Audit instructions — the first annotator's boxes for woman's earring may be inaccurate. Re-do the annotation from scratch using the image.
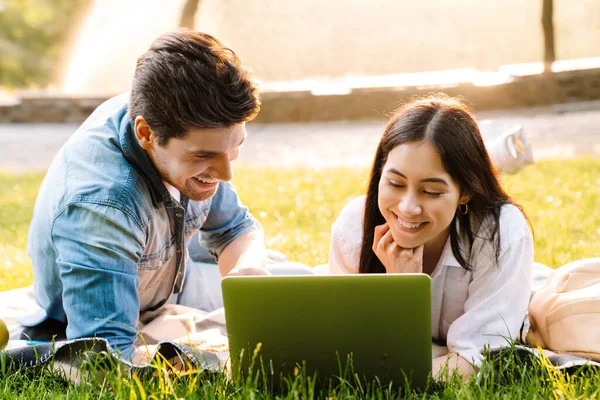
[459,203,469,215]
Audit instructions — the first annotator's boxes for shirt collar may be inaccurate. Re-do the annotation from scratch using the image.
[119,113,173,208]
[431,236,462,278]
[164,181,181,203]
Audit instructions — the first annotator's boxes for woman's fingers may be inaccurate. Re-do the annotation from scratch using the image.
[372,225,423,274]
[397,246,413,256]
[380,227,395,249]
[413,244,424,260]
[372,223,389,251]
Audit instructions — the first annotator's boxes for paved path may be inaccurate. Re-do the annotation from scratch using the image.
[1,101,599,172]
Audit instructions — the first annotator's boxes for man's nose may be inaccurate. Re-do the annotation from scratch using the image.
[210,153,233,182]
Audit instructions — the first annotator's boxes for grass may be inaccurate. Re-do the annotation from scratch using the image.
[1,157,600,398]
[0,172,45,292]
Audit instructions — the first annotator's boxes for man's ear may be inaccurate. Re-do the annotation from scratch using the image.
[134,116,153,151]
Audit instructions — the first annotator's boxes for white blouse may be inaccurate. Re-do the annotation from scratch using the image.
[328,195,533,367]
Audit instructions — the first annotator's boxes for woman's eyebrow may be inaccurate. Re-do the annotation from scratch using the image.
[386,168,449,186]
[421,177,448,185]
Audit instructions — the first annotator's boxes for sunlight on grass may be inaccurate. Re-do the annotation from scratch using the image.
[0,172,44,291]
[502,157,600,268]
[232,166,369,267]
[1,158,600,292]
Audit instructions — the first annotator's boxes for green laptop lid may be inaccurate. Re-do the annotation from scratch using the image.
[222,274,432,389]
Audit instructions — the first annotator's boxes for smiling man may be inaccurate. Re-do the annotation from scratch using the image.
[24,30,266,359]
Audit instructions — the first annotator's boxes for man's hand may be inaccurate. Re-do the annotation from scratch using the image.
[218,230,268,277]
[227,266,271,277]
[372,223,424,274]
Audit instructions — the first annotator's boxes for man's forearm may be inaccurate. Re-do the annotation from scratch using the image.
[218,229,267,276]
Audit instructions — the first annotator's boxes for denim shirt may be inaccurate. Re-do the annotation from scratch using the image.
[25,94,260,358]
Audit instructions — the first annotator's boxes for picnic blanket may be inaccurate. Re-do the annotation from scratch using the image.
[0,287,231,382]
[1,265,599,384]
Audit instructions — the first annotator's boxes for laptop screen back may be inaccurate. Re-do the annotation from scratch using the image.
[222,274,432,389]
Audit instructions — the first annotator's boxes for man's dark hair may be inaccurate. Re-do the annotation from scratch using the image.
[129,29,261,146]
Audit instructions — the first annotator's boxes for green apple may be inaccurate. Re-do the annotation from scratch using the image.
[0,318,8,350]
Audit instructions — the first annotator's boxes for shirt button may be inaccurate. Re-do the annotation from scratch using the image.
[175,213,182,218]
[176,249,182,254]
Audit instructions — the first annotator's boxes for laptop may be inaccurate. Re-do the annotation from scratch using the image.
[222,274,432,389]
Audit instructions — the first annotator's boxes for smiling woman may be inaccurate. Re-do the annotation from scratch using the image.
[376,141,470,276]
[327,94,534,380]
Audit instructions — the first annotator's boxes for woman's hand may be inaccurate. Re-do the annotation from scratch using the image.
[372,223,424,274]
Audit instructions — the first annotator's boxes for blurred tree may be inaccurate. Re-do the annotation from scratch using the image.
[542,0,555,73]
[179,0,202,29]
[0,0,91,89]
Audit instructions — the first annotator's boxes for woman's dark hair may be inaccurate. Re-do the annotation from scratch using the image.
[129,29,260,146]
[359,94,528,273]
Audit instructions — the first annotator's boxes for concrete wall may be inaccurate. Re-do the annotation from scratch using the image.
[2,68,600,124]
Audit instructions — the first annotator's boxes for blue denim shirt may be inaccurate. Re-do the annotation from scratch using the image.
[25,94,259,358]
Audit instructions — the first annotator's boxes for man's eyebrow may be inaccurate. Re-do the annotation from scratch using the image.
[187,133,247,157]
[187,149,220,157]
[385,168,449,185]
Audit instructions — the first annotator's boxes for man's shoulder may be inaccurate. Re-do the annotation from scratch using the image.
[41,95,153,221]
[41,157,151,224]
[204,181,242,208]
[77,93,130,132]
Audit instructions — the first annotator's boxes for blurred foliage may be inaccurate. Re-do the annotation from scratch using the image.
[0,0,91,89]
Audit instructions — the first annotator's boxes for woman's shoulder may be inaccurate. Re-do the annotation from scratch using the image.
[468,203,534,278]
[472,203,532,250]
[336,195,366,220]
[498,203,531,239]
[331,195,365,249]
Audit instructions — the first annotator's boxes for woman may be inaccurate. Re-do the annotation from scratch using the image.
[328,94,533,379]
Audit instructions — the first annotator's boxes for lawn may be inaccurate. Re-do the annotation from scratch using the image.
[1,157,599,398]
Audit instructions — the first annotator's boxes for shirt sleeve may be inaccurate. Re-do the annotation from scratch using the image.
[446,233,534,367]
[50,202,145,360]
[327,196,365,274]
[328,225,357,274]
[199,181,261,259]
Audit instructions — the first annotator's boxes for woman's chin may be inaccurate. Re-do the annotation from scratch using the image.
[390,230,425,250]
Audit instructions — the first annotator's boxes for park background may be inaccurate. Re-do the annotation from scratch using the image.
[1,1,600,398]
[2,0,600,92]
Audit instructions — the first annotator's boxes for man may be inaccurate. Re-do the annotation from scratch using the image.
[23,29,267,359]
